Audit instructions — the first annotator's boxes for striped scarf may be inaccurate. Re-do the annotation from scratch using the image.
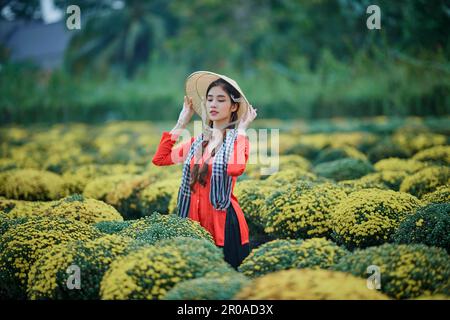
[177,128,238,218]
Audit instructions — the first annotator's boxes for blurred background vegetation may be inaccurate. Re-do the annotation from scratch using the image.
[0,0,449,124]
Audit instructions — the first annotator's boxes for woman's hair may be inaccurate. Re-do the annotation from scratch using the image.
[190,78,241,191]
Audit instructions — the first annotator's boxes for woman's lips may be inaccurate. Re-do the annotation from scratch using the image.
[210,111,218,115]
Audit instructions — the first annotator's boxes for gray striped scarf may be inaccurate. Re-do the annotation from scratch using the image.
[177,128,238,218]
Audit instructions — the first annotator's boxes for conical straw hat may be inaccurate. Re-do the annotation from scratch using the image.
[185,70,250,125]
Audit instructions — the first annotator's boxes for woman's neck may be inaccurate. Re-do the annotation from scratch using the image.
[212,118,229,131]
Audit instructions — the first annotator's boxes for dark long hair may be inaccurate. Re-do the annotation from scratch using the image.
[189,78,241,192]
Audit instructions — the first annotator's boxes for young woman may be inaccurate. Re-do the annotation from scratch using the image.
[152,71,257,269]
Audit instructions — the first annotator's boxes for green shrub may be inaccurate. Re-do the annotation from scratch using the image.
[118,213,214,245]
[94,220,134,234]
[163,274,249,300]
[330,188,423,249]
[313,158,375,181]
[393,203,450,253]
[332,243,450,299]
[367,138,411,163]
[238,238,348,278]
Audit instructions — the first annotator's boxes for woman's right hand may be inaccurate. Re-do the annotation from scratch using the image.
[177,95,195,126]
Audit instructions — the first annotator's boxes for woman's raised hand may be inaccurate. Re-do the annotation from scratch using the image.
[177,95,195,127]
[238,105,257,130]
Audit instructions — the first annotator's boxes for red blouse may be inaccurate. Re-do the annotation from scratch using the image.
[151,130,250,246]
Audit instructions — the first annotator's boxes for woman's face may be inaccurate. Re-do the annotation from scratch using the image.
[206,85,237,122]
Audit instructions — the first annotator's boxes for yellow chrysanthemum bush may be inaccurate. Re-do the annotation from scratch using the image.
[263,181,347,239]
[421,185,450,204]
[234,269,389,300]
[0,216,102,299]
[0,199,52,220]
[1,168,68,200]
[118,213,214,245]
[0,215,27,236]
[313,145,368,165]
[355,171,408,191]
[100,237,232,300]
[0,158,18,172]
[337,178,389,195]
[163,274,250,300]
[0,195,123,224]
[413,294,450,300]
[104,174,154,219]
[234,179,278,229]
[138,179,180,216]
[27,234,147,299]
[412,145,450,166]
[238,238,349,278]
[62,164,144,194]
[393,203,450,253]
[367,138,411,163]
[82,174,139,202]
[392,130,447,155]
[244,154,311,180]
[330,188,423,250]
[313,158,375,181]
[399,166,450,199]
[332,243,450,299]
[265,168,328,186]
[44,194,123,224]
[373,157,429,174]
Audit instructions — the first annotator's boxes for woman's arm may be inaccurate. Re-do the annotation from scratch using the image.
[152,96,196,166]
[227,132,250,176]
[152,124,196,166]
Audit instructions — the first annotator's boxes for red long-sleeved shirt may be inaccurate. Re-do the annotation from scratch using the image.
[151,130,250,246]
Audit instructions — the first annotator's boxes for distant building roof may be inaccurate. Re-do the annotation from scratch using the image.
[0,19,74,69]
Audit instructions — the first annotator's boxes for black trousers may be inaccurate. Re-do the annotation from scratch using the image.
[218,204,250,270]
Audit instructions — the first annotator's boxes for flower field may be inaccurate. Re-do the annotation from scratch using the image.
[1,117,449,300]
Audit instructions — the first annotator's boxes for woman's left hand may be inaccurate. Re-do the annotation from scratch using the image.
[238,105,257,130]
